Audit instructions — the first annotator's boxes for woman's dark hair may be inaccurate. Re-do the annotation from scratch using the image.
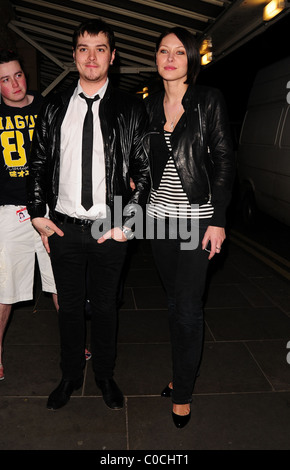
[155,27,200,85]
[0,49,21,65]
[72,19,115,52]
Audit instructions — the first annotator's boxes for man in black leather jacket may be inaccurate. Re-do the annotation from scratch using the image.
[27,19,150,411]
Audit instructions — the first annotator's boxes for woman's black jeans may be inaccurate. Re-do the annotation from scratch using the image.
[150,218,210,404]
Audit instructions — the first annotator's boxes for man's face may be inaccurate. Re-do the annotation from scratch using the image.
[73,31,115,88]
[0,60,27,106]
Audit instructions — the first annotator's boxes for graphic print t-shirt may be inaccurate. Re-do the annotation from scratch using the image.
[0,92,43,205]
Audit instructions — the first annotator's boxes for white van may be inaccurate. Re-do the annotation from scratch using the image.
[237,56,290,226]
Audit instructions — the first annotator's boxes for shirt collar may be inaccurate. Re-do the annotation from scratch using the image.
[76,78,109,101]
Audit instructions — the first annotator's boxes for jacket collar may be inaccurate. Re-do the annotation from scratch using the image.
[182,85,198,110]
[148,84,196,129]
[60,79,114,104]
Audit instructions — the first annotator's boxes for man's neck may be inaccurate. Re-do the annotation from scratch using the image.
[79,78,108,97]
[3,94,33,108]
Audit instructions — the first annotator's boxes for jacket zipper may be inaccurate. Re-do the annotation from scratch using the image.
[197,103,204,146]
[197,103,212,203]
[205,146,212,203]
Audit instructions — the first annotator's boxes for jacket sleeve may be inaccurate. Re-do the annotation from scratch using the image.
[126,100,151,209]
[206,89,236,227]
[26,98,52,219]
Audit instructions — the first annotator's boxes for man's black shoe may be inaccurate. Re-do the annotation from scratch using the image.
[47,377,83,410]
[95,378,124,409]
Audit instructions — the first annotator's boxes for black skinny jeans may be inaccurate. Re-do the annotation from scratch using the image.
[150,218,210,404]
[49,222,127,381]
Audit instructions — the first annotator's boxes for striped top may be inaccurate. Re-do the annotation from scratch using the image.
[147,131,214,219]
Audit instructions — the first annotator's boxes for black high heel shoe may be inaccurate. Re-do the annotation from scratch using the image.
[172,410,191,429]
[161,385,173,397]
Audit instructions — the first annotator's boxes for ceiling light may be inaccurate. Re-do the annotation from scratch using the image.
[136,87,149,99]
[200,37,212,56]
[263,0,285,21]
[201,52,213,65]
[200,37,213,65]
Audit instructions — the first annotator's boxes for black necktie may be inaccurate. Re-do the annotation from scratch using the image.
[79,92,100,211]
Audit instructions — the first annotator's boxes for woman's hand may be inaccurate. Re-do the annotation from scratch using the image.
[202,225,225,260]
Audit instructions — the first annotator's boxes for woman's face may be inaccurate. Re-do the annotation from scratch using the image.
[156,33,188,83]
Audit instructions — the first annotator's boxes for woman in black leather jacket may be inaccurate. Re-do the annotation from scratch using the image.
[145,27,235,428]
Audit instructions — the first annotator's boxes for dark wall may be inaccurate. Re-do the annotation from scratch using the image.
[198,14,290,125]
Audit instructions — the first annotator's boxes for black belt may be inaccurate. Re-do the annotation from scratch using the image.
[53,211,95,226]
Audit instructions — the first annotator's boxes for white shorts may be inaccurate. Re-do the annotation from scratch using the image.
[0,205,57,304]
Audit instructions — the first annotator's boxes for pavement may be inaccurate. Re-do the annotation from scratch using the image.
[1,236,290,453]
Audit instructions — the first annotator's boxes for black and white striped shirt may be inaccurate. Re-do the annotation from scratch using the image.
[147,131,214,219]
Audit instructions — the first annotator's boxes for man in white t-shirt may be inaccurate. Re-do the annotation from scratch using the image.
[0,50,58,381]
